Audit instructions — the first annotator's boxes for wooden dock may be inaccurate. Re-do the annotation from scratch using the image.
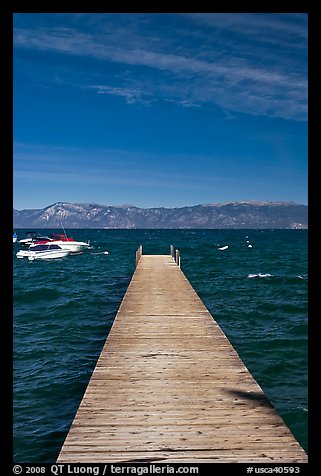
[58,248,307,463]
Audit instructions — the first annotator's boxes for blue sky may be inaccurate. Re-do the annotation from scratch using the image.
[13,13,308,210]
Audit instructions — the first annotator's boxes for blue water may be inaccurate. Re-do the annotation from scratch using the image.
[13,229,308,462]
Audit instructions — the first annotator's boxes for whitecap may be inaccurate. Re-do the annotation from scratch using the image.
[248,273,272,278]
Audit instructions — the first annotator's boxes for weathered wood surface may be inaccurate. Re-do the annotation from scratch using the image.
[58,255,307,463]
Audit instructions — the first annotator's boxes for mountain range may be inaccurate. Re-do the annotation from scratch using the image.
[13,201,308,229]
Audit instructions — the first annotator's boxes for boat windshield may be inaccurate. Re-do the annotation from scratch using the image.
[30,244,62,251]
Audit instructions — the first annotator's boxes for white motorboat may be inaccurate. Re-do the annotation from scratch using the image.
[16,243,71,260]
[42,233,91,253]
[13,232,18,243]
[19,231,52,246]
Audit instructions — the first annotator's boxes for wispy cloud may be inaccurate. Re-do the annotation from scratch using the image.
[14,142,237,186]
[186,13,308,44]
[14,168,220,193]
[90,84,154,105]
[14,26,302,83]
[14,13,307,121]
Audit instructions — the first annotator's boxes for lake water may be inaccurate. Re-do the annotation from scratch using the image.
[13,229,308,462]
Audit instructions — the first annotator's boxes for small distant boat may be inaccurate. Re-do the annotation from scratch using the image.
[13,232,18,243]
[16,243,71,260]
[218,245,229,251]
[19,231,52,246]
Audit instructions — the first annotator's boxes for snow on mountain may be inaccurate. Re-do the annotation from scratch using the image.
[13,201,308,229]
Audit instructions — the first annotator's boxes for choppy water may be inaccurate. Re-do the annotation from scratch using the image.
[13,229,308,462]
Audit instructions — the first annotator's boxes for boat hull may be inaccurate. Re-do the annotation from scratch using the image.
[17,249,70,260]
[16,244,70,260]
[49,240,90,253]
[27,250,70,260]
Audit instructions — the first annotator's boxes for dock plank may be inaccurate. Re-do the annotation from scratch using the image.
[58,254,307,463]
